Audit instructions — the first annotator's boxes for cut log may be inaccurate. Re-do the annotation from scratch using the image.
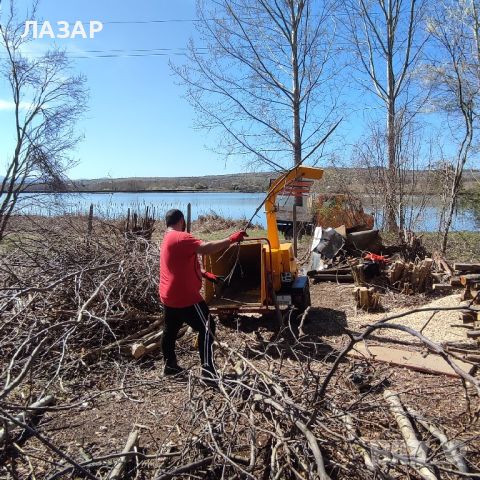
[450,276,463,287]
[83,318,164,362]
[131,326,187,360]
[466,330,480,339]
[389,259,433,294]
[143,341,163,355]
[460,274,480,287]
[383,390,437,480]
[454,263,480,274]
[388,260,405,285]
[354,287,381,311]
[311,273,354,283]
[450,324,474,329]
[131,343,147,359]
[462,311,477,324]
[351,264,366,286]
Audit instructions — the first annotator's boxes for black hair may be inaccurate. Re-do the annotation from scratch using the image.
[165,209,185,227]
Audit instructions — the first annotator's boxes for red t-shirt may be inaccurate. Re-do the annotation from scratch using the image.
[159,230,204,308]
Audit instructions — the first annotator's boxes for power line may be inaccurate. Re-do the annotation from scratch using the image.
[0,47,209,59]
[104,19,200,24]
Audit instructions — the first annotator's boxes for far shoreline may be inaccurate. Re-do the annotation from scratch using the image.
[23,189,263,194]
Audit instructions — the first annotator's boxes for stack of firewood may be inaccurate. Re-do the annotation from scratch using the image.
[388,258,433,294]
[456,264,480,345]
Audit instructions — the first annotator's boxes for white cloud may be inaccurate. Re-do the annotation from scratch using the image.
[0,99,33,111]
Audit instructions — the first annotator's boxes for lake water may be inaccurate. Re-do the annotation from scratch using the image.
[19,191,479,232]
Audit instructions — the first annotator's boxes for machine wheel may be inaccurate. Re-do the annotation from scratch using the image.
[291,276,311,312]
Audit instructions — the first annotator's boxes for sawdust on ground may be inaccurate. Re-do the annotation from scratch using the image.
[349,293,473,344]
[308,282,475,345]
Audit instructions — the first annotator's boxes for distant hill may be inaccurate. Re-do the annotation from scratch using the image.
[25,173,270,193]
[22,168,480,195]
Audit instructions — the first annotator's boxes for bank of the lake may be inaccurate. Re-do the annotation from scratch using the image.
[17,191,480,232]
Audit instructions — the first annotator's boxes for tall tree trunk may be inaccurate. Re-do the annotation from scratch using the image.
[291,1,303,207]
[386,101,398,231]
[386,4,398,232]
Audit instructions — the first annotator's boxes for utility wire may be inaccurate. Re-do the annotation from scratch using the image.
[0,47,209,59]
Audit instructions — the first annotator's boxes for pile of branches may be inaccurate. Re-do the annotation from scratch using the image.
[143,311,480,480]
[0,214,161,382]
[1,215,480,479]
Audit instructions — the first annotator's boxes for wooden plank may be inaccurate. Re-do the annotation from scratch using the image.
[349,344,475,377]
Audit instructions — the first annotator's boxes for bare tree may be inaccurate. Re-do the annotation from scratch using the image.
[173,0,341,180]
[425,0,480,253]
[0,1,87,241]
[344,0,428,231]
[350,119,437,231]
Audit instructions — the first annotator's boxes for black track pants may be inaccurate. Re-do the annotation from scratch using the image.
[162,301,217,375]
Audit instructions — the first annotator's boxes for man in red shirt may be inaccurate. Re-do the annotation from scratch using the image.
[160,209,247,379]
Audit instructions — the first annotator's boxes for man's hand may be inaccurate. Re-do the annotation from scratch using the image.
[229,230,249,244]
[202,271,219,284]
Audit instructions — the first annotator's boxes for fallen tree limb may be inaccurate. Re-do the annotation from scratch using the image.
[383,390,437,480]
[155,455,214,480]
[0,407,98,480]
[108,430,139,480]
[406,407,468,474]
[0,395,55,444]
[253,393,331,480]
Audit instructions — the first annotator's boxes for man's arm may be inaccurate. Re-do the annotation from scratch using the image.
[196,238,230,255]
[195,230,248,255]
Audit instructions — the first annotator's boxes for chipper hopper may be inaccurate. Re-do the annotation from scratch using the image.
[204,166,324,317]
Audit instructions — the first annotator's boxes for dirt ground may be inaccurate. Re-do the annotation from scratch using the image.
[3,216,480,478]
[8,279,477,479]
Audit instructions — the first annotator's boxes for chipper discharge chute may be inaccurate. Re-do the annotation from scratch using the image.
[204,166,324,317]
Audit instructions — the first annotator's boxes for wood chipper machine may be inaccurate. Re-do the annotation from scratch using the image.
[204,166,324,318]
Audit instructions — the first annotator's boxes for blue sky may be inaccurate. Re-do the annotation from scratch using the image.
[0,0,231,179]
[0,1,464,180]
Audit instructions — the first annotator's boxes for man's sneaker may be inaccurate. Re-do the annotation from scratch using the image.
[163,363,186,376]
